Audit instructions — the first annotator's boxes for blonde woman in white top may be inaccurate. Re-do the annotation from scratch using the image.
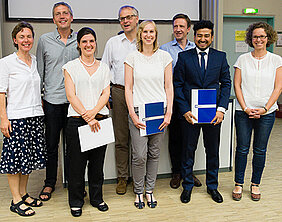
[232,22,282,201]
[63,27,110,217]
[125,20,173,209]
[0,22,46,217]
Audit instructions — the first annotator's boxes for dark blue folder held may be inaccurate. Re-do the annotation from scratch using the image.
[139,102,164,136]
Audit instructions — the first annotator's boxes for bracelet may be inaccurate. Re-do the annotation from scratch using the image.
[263,107,268,112]
[243,107,248,112]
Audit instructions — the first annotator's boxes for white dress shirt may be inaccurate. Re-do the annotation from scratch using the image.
[0,52,44,119]
[234,51,282,114]
[101,33,137,86]
[195,47,226,114]
[62,58,111,117]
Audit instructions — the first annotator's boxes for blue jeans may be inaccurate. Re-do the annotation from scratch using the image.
[234,111,275,185]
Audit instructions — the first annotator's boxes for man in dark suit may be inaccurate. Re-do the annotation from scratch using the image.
[174,20,231,204]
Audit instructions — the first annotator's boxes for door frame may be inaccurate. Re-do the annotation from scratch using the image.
[223,15,275,52]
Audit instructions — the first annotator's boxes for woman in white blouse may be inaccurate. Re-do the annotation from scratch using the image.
[232,22,282,201]
[124,20,173,209]
[63,27,111,217]
[0,22,46,216]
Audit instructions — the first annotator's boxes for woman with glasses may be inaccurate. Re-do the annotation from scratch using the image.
[0,22,46,216]
[232,22,282,201]
[63,27,111,217]
[124,20,173,209]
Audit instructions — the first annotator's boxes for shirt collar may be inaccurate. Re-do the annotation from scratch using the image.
[120,33,136,43]
[54,28,74,40]
[172,38,193,48]
[196,47,209,55]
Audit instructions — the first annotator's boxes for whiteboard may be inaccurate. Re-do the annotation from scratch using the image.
[6,0,201,21]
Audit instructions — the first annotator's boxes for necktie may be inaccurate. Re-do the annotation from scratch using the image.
[199,51,206,80]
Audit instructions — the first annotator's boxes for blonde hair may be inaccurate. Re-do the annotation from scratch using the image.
[136,20,159,52]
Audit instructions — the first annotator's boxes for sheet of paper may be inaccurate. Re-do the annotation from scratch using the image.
[78,117,115,152]
[235,41,248,53]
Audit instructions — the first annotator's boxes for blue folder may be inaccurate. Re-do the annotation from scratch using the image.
[191,89,216,123]
[139,102,164,136]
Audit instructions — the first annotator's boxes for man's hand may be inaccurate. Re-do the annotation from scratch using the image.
[210,111,224,125]
[183,111,197,125]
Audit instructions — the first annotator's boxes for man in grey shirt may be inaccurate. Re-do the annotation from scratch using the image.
[36,2,79,201]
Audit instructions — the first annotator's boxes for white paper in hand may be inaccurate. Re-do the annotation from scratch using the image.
[78,117,115,152]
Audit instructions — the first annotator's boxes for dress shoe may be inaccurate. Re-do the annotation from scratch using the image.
[71,208,82,217]
[94,202,109,212]
[170,174,181,189]
[180,190,192,203]
[116,177,127,195]
[192,175,202,187]
[207,189,223,203]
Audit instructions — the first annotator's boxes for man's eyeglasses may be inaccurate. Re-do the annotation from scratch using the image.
[119,14,136,22]
[252,35,268,40]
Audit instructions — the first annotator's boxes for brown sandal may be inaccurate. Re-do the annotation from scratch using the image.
[250,184,261,201]
[232,184,243,201]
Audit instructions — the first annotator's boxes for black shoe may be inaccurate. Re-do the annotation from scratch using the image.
[180,190,192,203]
[207,189,223,203]
[95,202,109,212]
[71,208,82,217]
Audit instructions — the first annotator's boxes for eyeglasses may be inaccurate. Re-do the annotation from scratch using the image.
[119,14,136,22]
[252,35,268,40]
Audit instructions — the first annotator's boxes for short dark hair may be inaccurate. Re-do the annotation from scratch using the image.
[172,14,191,28]
[52,2,73,17]
[193,20,214,36]
[118,5,139,18]
[245,22,278,48]
[12,21,34,49]
[77,27,97,55]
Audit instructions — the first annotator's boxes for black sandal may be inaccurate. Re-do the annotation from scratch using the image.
[145,192,157,208]
[10,200,35,217]
[22,193,43,207]
[39,186,55,201]
[134,193,145,209]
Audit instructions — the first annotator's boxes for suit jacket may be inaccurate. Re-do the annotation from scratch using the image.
[174,47,231,117]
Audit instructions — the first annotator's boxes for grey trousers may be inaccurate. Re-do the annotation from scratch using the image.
[112,86,130,179]
[128,115,165,193]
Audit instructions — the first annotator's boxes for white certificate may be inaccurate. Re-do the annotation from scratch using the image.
[78,117,115,152]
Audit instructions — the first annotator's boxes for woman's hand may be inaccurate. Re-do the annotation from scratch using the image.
[82,110,96,123]
[246,108,263,119]
[159,112,172,131]
[0,118,12,138]
[88,119,101,132]
[131,113,146,130]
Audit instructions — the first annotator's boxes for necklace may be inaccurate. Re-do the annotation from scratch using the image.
[79,56,95,67]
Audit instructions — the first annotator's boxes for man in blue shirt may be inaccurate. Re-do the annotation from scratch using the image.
[160,14,201,189]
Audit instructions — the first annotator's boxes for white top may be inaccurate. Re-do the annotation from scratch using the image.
[0,52,44,119]
[62,58,111,117]
[101,33,137,86]
[234,52,282,114]
[125,49,173,107]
